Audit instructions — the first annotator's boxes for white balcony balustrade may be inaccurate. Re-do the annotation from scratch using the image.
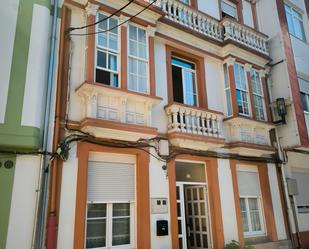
[146,0,269,56]
[165,104,224,138]
[222,18,269,55]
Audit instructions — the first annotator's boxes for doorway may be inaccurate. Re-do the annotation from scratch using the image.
[175,162,212,249]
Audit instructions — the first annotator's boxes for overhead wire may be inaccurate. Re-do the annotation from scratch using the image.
[69,0,158,36]
[67,0,134,32]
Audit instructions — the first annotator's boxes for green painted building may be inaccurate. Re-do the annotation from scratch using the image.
[0,1,56,248]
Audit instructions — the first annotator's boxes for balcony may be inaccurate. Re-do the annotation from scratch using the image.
[76,82,162,141]
[224,117,275,156]
[165,103,225,150]
[147,0,269,56]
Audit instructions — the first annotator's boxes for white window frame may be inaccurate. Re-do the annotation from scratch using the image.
[127,23,149,94]
[284,4,306,42]
[237,167,266,238]
[171,56,199,107]
[95,12,120,87]
[234,63,251,117]
[250,69,267,121]
[86,202,135,249]
[223,63,233,117]
[221,0,238,19]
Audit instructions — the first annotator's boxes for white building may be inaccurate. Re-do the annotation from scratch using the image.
[45,0,296,249]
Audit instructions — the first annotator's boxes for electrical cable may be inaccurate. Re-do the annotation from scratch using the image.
[69,0,158,36]
[67,0,134,32]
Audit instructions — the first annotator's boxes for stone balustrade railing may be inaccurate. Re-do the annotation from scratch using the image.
[165,103,224,138]
[145,0,269,55]
[221,18,269,55]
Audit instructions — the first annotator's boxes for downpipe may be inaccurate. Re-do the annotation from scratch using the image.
[33,1,59,248]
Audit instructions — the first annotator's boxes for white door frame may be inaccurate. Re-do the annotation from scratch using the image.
[176,181,211,249]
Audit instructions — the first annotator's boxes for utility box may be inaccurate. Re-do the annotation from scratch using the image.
[157,220,168,236]
[287,178,298,196]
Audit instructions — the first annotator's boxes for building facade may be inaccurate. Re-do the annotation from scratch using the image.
[257,0,309,248]
[0,1,58,248]
[47,0,295,249]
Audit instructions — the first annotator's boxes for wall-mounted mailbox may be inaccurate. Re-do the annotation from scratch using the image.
[157,220,168,236]
[151,198,168,214]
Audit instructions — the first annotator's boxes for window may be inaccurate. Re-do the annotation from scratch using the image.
[172,57,198,106]
[128,24,148,93]
[86,203,133,248]
[292,171,309,214]
[299,78,309,112]
[285,4,306,41]
[223,64,233,116]
[237,169,265,237]
[234,64,250,116]
[96,13,119,87]
[180,0,190,4]
[221,0,238,19]
[250,69,266,121]
[86,160,135,248]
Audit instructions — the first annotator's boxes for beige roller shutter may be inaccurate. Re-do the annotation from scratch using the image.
[237,170,261,197]
[87,161,135,202]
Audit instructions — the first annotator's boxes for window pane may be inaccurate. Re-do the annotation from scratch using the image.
[250,211,262,231]
[301,93,309,111]
[138,43,147,59]
[222,0,237,18]
[108,54,117,71]
[138,76,147,93]
[138,60,147,77]
[98,33,107,47]
[109,33,118,50]
[248,198,259,211]
[294,17,305,40]
[97,50,107,68]
[87,203,106,218]
[129,40,138,57]
[240,199,249,232]
[129,58,138,74]
[138,28,146,43]
[98,14,107,30]
[113,203,130,216]
[172,58,195,70]
[86,219,106,248]
[109,18,118,34]
[285,10,295,35]
[128,74,138,91]
[112,217,130,245]
[129,24,137,40]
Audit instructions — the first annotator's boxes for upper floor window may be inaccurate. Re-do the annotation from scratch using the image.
[285,4,306,41]
[250,70,266,121]
[221,0,238,19]
[96,13,119,87]
[234,64,250,116]
[223,64,233,116]
[299,78,309,112]
[172,57,198,106]
[128,24,148,94]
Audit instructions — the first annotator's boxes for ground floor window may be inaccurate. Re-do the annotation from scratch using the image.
[240,197,264,235]
[237,168,265,237]
[86,202,133,248]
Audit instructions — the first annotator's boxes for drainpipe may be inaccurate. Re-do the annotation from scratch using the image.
[275,132,301,248]
[33,1,59,248]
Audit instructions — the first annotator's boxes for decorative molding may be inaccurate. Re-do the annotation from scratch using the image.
[244,63,252,72]
[85,2,99,16]
[224,57,236,66]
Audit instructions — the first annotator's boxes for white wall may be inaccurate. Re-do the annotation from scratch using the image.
[267,163,287,240]
[57,143,78,249]
[153,40,168,133]
[149,148,172,249]
[0,0,19,123]
[21,4,50,128]
[217,159,239,244]
[6,156,41,249]
[242,0,254,28]
[198,0,220,20]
